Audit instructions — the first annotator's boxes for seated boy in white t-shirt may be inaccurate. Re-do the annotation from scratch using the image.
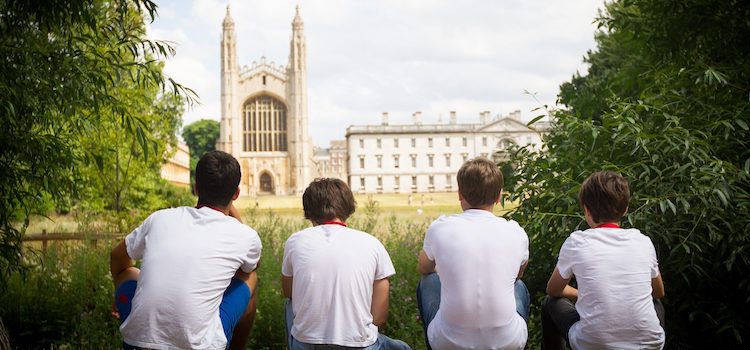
[542,170,666,350]
[110,150,262,350]
[417,157,531,350]
[281,178,411,350]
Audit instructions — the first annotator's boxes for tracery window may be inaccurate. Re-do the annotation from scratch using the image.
[242,96,287,152]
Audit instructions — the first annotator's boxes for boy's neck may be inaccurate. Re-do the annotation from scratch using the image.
[196,203,229,215]
[461,202,495,213]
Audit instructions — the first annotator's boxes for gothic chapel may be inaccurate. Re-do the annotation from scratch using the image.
[217,6,313,195]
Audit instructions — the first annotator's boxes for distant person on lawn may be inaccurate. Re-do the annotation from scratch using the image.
[542,170,666,350]
[416,157,531,350]
[110,150,262,350]
[282,178,411,350]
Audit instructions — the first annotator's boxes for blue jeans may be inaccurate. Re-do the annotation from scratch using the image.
[416,273,530,350]
[284,299,411,350]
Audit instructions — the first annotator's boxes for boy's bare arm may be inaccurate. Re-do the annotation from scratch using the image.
[518,260,529,279]
[371,278,390,330]
[546,267,578,302]
[651,273,665,299]
[110,240,134,284]
[281,275,293,299]
[417,250,436,275]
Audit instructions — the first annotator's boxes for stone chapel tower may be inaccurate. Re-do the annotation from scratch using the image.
[218,6,313,196]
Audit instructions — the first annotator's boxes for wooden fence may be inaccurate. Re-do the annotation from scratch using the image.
[21,230,123,253]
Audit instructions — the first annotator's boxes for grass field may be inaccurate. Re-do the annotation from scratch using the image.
[8,192,522,349]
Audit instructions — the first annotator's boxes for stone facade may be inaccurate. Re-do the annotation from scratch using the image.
[312,140,348,180]
[217,6,313,196]
[346,110,549,193]
[161,142,191,188]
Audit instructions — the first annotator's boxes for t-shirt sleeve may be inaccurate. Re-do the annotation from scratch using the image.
[374,241,396,280]
[519,226,530,263]
[647,236,660,278]
[556,235,576,280]
[124,213,156,260]
[239,231,262,273]
[281,234,295,277]
[422,218,442,261]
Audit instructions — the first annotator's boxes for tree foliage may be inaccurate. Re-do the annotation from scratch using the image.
[0,0,195,284]
[181,119,220,186]
[505,0,750,348]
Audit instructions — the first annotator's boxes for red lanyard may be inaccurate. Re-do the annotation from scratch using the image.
[321,221,347,227]
[596,223,620,229]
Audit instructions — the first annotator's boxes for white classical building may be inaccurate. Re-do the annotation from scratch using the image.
[217,6,313,195]
[346,110,549,193]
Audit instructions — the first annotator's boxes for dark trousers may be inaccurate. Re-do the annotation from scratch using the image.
[541,296,666,350]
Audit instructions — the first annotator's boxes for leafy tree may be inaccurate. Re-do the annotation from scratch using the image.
[0,0,194,284]
[505,0,750,348]
[181,119,220,186]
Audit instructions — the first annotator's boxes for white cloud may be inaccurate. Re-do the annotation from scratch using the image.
[150,0,605,146]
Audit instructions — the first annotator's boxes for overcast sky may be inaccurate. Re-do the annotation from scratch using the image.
[148,0,606,147]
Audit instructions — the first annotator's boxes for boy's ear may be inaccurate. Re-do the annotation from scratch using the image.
[232,187,240,201]
[495,190,503,204]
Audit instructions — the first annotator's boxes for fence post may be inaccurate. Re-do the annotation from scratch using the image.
[42,229,48,253]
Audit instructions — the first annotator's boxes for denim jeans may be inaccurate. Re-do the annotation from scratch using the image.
[416,273,531,350]
[284,299,411,350]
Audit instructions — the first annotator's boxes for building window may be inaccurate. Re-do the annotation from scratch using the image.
[428,154,434,167]
[462,137,467,147]
[481,153,489,158]
[377,155,382,168]
[393,155,400,168]
[411,176,417,187]
[377,176,382,187]
[395,176,400,187]
[482,137,487,146]
[411,138,416,147]
[462,153,468,162]
[360,177,365,188]
[445,154,451,167]
[377,138,382,148]
[411,154,417,168]
[394,138,399,148]
[446,174,451,184]
[429,175,434,186]
[359,156,365,169]
[359,139,364,148]
[428,137,433,147]
[445,137,450,147]
[242,95,287,152]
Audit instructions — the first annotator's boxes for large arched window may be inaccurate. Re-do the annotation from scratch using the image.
[242,96,287,152]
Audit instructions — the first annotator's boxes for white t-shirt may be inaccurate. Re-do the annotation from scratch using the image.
[282,224,396,347]
[120,206,262,350]
[423,209,529,350]
[557,227,665,350]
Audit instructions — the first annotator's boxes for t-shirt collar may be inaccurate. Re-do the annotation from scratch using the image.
[463,209,496,217]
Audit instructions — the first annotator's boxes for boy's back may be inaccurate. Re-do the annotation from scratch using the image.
[282,224,394,347]
[120,206,261,349]
[558,227,664,349]
[423,212,529,349]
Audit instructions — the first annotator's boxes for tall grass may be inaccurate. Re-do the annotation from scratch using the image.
[1,202,535,349]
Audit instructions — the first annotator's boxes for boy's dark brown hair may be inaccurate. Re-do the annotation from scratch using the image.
[457,157,503,208]
[303,178,357,224]
[578,170,630,223]
[195,150,241,207]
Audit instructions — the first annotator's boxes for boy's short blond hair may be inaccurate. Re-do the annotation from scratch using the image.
[457,157,503,208]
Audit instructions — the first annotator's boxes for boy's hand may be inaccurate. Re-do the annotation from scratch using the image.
[228,203,242,223]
